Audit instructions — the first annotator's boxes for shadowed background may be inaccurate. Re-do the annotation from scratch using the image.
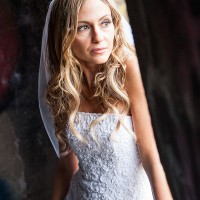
[126,0,200,199]
[0,0,199,199]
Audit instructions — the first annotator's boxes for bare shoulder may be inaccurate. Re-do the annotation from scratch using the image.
[125,51,140,81]
[124,51,144,99]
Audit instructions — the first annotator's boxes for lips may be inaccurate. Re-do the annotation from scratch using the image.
[91,47,107,54]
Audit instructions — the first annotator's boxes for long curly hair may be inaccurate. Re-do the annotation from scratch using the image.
[46,0,136,156]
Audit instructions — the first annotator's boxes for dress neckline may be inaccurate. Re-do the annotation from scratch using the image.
[77,111,132,118]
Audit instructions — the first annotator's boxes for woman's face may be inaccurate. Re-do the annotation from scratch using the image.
[72,0,115,67]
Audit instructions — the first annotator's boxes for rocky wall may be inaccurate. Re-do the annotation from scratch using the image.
[0,0,57,199]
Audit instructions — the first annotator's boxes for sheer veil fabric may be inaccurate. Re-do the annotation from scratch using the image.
[38,0,134,157]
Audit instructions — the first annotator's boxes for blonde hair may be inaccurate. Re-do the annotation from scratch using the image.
[46,0,136,155]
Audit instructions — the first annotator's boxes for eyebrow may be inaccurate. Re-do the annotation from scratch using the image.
[78,14,112,23]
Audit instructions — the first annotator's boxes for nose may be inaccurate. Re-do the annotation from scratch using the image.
[92,26,104,43]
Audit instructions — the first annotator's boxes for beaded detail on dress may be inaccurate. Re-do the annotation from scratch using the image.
[65,112,153,200]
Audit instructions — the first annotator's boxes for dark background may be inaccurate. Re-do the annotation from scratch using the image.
[126,0,200,199]
[0,0,199,199]
[0,0,56,199]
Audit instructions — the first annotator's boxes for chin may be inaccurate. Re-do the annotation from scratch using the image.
[92,55,110,64]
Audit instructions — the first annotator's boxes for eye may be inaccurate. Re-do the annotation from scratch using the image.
[101,20,112,27]
[77,25,90,32]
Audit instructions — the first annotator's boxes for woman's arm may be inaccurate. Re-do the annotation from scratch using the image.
[51,150,79,200]
[125,53,173,200]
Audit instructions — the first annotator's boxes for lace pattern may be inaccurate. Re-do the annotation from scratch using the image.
[65,112,154,200]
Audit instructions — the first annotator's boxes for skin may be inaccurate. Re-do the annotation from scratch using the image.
[52,151,78,200]
[52,0,173,199]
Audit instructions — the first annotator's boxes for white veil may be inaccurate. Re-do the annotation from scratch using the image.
[38,0,134,158]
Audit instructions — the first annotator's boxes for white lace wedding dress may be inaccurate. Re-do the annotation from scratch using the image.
[65,112,154,200]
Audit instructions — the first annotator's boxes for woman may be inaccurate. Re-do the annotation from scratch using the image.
[39,0,173,199]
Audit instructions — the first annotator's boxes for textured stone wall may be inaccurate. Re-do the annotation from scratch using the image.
[126,0,200,199]
[0,0,57,199]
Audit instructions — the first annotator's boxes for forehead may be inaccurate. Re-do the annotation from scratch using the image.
[78,0,111,20]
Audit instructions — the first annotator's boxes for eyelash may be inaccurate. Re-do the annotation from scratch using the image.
[77,25,89,31]
[77,20,112,32]
[102,20,112,26]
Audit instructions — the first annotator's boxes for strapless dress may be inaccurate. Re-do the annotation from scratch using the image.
[65,112,154,200]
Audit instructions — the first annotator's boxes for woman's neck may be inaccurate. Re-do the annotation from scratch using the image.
[80,62,101,89]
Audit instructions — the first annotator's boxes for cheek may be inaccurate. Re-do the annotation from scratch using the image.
[108,27,115,46]
[72,40,87,57]
[73,36,89,49]
[108,34,114,50]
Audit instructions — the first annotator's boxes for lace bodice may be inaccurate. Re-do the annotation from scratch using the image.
[65,112,154,200]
